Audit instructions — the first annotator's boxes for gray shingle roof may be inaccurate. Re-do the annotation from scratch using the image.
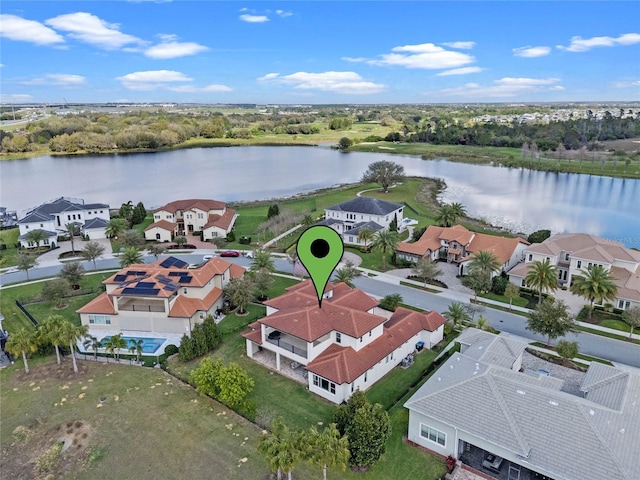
[19,211,52,224]
[83,218,108,229]
[19,229,57,240]
[405,334,640,480]
[458,328,527,370]
[326,197,402,216]
[20,197,109,224]
[343,221,384,236]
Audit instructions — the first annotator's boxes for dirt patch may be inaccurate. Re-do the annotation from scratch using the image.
[0,420,94,479]
[12,358,88,384]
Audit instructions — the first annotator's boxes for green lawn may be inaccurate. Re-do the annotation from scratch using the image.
[0,228,20,267]
[133,215,154,235]
[479,291,529,308]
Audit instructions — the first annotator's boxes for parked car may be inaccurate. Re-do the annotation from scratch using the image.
[220,250,240,257]
[202,254,216,261]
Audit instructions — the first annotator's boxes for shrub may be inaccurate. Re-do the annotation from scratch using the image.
[239,236,251,245]
[36,442,63,473]
[446,455,457,473]
[379,293,403,311]
[492,276,508,295]
[226,231,236,242]
[164,344,179,356]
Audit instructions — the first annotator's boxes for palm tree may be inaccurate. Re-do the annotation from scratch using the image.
[443,302,471,329]
[61,322,88,374]
[570,265,619,320]
[333,261,361,288]
[106,333,127,362]
[357,227,374,251]
[105,218,127,239]
[129,338,144,363]
[65,222,79,253]
[81,241,105,270]
[449,202,467,220]
[258,417,301,480]
[434,204,460,227]
[301,214,316,229]
[6,328,38,374]
[524,259,559,304]
[25,228,47,250]
[251,250,276,273]
[305,423,350,480]
[468,250,501,278]
[83,335,101,360]
[370,230,399,270]
[119,246,143,268]
[38,314,67,365]
[476,316,490,331]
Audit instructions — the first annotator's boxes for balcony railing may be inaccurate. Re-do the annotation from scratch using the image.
[119,304,166,312]
[266,337,307,358]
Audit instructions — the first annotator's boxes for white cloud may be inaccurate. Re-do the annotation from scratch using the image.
[513,46,551,58]
[275,10,293,17]
[615,80,640,88]
[436,66,484,76]
[168,84,232,93]
[260,71,386,94]
[557,33,640,52]
[1,93,34,103]
[239,14,269,23]
[116,70,192,90]
[342,57,368,63]
[429,77,563,98]
[0,14,65,45]
[45,12,145,49]
[21,73,86,87]
[441,41,475,49]
[366,43,475,69]
[257,73,280,81]
[145,37,208,59]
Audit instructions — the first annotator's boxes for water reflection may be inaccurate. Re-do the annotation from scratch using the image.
[0,147,638,248]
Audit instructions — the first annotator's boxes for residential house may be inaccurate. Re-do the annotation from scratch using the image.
[397,225,529,276]
[317,197,404,246]
[77,256,245,350]
[508,233,640,310]
[242,280,446,404]
[18,197,110,248]
[145,199,237,242]
[405,328,640,480]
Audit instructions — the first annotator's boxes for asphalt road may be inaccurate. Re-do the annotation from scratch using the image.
[2,253,639,368]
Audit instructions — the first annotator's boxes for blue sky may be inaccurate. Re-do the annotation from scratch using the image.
[1,1,639,104]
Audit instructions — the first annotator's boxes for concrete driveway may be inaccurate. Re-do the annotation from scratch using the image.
[36,238,113,263]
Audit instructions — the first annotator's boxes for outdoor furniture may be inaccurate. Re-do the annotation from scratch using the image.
[482,454,504,473]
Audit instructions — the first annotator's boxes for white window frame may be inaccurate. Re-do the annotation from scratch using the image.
[312,374,336,395]
[419,423,446,446]
[88,314,111,325]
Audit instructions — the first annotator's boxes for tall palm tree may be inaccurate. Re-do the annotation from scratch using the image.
[111,333,128,362]
[468,250,501,278]
[39,314,67,365]
[305,423,350,480]
[25,228,47,250]
[6,328,38,374]
[570,265,618,320]
[119,246,143,268]
[449,202,467,220]
[251,250,276,273]
[443,302,471,330]
[61,322,88,374]
[81,241,105,270]
[258,417,301,480]
[83,335,101,360]
[434,204,458,227]
[357,227,374,251]
[129,338,144,363]
[370,230,399,270]
[301,214,316,229]
[524,259,559,304]
[65,222,79,253]
[333,261,361,288]
[105,218,127,239]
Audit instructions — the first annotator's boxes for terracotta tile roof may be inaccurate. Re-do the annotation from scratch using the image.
[397,225,444,256]
[448,248,461,255]
[307,308,446,384]
[242,321,263,344]
[155,199,226,214]
[531,233,640,264]
[461,234,529,265]
[507,262,530,278]
[286,280,335,295]
[204,208,236,230]
[169,287,223,318]
[330,287,380,312]
[144,220,177,232]
[76,293,116,314]
[439,225,474,245]
[229,263,245,279]
[611,266,640,302]
[264,292,318,311]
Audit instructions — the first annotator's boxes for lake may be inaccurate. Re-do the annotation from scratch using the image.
[1,146,638,248]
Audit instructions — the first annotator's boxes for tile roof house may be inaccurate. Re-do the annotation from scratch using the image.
[18,197,110,248]
[508,233,640,310]
[397,225,529,276]
[317,197,404,246]
[77,256,245,352]
[242,280,446,404]
[405,328,640,480]
[145,199,237,242]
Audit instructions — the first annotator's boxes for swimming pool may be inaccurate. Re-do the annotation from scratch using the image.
[101,336,167,354]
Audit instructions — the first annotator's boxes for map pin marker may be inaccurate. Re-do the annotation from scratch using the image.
[297,225,344,308]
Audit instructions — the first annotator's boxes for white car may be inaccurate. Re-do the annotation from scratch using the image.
[202,254,216,262]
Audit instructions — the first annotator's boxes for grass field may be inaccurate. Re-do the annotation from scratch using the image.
[0,228,20,267]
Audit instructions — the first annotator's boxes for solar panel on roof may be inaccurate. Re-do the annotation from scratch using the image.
[173,259,188,269]
[122,287,160,296]
[168,271,181,277]
[159,258,173,268]
[178,276,192,284]
[137,282,156,288]
[114,274,127,282]
[163,284,178,292]
[157,276,172,284]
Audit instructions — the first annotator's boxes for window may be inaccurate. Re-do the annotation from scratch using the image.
[183,288,187,294]
[618,300,630,310]
[166,215,171,219]
[528,254,533,261]
[420,424,446,446]
[577,260,582,268]
[156,233,161,240]
[364,371,368,382]
[88,315,111,325]
[40,223,44,227]
[336,332,341,344]
[198,213,203,219]
[67,215,71,220]
[155,215,160,220]
[565,253,570,261]
[359,336,363,343]
[369,331,372,337]
[100,210,103,213]
[313,375,336,395]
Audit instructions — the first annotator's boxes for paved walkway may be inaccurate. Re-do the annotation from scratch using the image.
[36,238,113,263]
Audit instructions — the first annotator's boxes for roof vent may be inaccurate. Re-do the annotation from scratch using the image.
[450,365,454,369]
[620,428,625,434]
[478,346,483,350]
[437,377,441,382]
[549,400,558,406]
[517,390,526,395]
[456,357,460,361]
[589,409,595,415]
